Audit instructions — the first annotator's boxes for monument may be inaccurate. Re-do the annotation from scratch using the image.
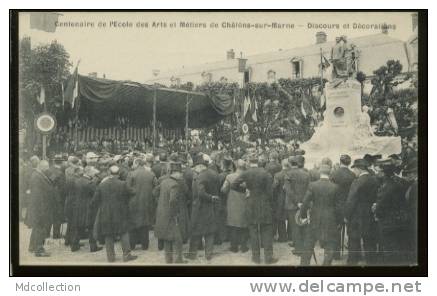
[301,36,401,164]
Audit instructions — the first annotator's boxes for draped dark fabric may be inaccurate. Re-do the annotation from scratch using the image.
[77,75,234,128]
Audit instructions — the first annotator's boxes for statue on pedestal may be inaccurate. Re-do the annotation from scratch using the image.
[330,36,360,82]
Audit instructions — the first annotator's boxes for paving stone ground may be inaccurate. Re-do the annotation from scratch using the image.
[19,222,348,266]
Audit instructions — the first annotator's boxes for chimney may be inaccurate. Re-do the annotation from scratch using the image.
[226,49,235,60]
[411,13,418,32]
[316,31,327,44]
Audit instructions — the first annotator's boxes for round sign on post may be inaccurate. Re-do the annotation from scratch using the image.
[34,112,56,161]
[35,112,56,134]
[242,123,249,134]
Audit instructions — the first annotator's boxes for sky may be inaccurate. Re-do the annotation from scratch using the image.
[19,11,416,82]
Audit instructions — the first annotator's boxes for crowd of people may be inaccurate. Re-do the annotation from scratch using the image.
[19,141,418,265]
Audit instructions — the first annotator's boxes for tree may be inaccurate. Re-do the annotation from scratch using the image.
[363,60,417,137]
[19,37,72,150]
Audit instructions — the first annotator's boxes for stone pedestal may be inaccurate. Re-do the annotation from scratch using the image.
[301,79,401,166]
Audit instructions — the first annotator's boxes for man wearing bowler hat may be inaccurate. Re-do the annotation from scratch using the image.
[155,161,190,263]
[186,153,221,262]
[216,155,234,244]
[126,155,157,251]
[330,154,356,259]
[299,161,341,265]
[231,154,278,264]
[283,155,310,255]
[344,158,379,265]
[372,158,410,265]
[48,155,66,239]
[70,165,102,253]
[92,165,137,262]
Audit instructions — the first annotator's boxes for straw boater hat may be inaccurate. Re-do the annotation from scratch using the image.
[193,153,208,167]
[84,166,100,177]
[53,154,64,164]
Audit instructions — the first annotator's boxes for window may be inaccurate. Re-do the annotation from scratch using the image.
[292,61,301,78]
[267,70,276,83]
[244,70,250,84]
[291,57,303,79]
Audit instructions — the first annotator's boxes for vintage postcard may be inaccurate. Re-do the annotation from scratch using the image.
[11,11,423,271]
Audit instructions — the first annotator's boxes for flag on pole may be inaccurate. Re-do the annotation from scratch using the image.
[301,100,307,118]
[30,12,61,33]
[320,52,331,70]
[387,107,399,132]
[36,85,45,105]
[243,96,251,119]
[250,97,258,122]
[61,82,65,109]
[65,66,79,108]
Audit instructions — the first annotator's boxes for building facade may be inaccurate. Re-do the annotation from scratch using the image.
[146,16,418,88]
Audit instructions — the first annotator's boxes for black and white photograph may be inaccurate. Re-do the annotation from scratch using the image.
[10,10,426,274]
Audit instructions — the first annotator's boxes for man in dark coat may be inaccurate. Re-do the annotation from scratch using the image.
[92,166,137,262]
[126,157,157,250]
[22,156,40,221]
[152,151,168,179]
[272,159,289,242]
[330,154,356,259]
[231,154,278,264]
[373,159,410,265]
[155,162,190,263]
[299,163,342,265]
[47,155,66,239]
[344,159,379,265]
[70,166,102,252]
[222,159,249,252]
[186,153,221,261]
[265,151,281,177]
[215,156,234,244]
[63,156,80,246]
[25,160,56,257]
[283,156,310,255]
[183,162,194,217]
[403,158,418,264]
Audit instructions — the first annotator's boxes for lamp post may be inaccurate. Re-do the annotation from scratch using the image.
[152,84,157,151]
[185,93,192,152]
[151,69,160,152]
